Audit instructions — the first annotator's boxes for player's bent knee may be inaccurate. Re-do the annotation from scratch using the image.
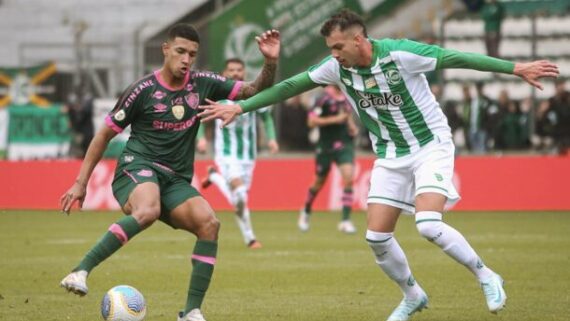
[131,206,161,229]
[196,216,221,240]
[415,211,444,241]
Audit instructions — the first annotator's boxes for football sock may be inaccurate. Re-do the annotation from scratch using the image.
[415,211,493,281]
[209,171,233,204]
[341,188,353,221]
[366,230,422,299]
[185,240,218,313]
[304,187,319,215]
[74,215,142,273]
[235,208,256,244]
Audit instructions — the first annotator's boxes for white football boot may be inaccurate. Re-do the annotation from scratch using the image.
[178,309,206,321]
[338,220,357,234]
[298,209,310,232]
[386,290,429,321]
[480,273,507,313]
[60,270,88,296]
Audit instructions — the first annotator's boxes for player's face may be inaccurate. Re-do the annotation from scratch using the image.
[325,27,362,68]
[223,62,245,81]
[162,37,199,79]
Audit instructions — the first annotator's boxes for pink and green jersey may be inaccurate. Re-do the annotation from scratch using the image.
[106,70,241,180]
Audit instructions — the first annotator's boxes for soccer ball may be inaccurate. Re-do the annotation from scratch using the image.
[101,285,146,321]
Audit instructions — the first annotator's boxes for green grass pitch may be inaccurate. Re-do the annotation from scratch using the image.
[0,210,569,321]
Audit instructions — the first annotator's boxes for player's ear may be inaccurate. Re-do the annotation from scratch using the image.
[161,42,169,57]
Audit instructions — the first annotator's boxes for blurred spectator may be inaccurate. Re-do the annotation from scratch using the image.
[278,95,312,151]
[550,79,570,154]
[495,90,529,150]
[442,100,463,147]
[66,85,94,157]
[461,82,494,153]
[480,0,505,58]
[462,0,484,12]
[534,98,558,151]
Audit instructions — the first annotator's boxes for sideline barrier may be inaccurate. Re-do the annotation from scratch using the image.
[1,155,569,211]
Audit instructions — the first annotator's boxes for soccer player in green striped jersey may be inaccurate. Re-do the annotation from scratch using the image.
[59,24,281,321]
[197,58,279,249]
[200,9,559,321]
[298,85,359,234]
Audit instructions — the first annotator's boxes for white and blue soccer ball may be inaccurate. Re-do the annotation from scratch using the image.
[101,285,146,321]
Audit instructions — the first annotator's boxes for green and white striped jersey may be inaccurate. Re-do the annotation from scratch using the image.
[307,38,452,158]
[214,99,271,162]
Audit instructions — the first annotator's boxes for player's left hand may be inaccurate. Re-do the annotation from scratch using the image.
[60,181,87,215]
[257,30,280,61]
[268,140,279,154]
[514,60,559,90]
[198,99,242,128]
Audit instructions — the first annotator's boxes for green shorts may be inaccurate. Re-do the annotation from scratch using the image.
[315,141,354,177]
[112,157,200,227]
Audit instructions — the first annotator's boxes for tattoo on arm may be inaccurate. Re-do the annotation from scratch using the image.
[235,60,277,99]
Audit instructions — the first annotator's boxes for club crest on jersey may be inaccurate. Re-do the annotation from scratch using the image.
[341,77,352,86]
[365,77,377,89]
[152,90,166,100]
[172,105,185,120]
[384,68,402,85]
[114,110,126,121]
[185,93,199,110]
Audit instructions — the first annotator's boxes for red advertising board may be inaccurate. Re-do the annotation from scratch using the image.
[1,155,569,211]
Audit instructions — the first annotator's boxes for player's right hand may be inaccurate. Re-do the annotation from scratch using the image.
[60,181,87,215]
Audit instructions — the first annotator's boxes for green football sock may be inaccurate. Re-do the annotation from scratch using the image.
[74,215,142,273]
[185,240,218,313]
[341,188,353,221]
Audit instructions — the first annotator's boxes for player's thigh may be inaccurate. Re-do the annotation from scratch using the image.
[367,203,402,232]
[168,196,219,241]
[315,150,332,178]
[112,166,161,224]
[413,140,460,212]
[217,160,245,189]
[240,162,255,190]
[367,160,415,214]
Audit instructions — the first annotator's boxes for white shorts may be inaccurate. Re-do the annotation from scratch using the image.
[214,158,255,190]
[367,138,460,214]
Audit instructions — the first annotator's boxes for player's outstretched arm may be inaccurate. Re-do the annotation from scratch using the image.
[60,126,117,214]
[513,60,560,90]
[235,30,280,99]
[199,72,319,127]
[438,49,559,89]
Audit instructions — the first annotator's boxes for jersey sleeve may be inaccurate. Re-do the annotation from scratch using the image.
[389,39,443,74]
[106,82,148,133]
[195,71,242,102]
[307,56,341,85]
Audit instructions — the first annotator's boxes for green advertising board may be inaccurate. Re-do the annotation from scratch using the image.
[207,0,402,80]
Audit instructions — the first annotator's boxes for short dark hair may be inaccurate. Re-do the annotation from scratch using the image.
[167,23,200,43]
[225,58,245,67]
[320,9,367,38]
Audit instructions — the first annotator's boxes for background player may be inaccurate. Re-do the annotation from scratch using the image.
[199,9,559,321]
[197,58,279,249]
[298,85,358,234]
[59,23,280,321]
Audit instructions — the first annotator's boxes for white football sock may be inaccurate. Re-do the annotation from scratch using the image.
[415,211,493,281]
[235,208,256,244]
[366,230,423,299]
